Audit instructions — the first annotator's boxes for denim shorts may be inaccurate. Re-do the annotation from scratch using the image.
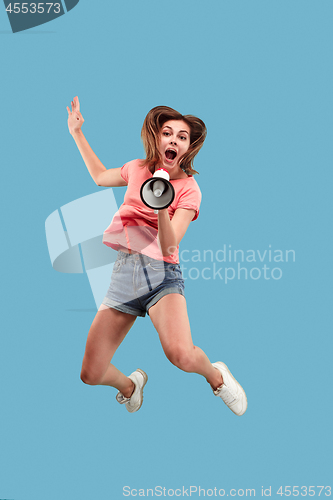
[102,251,185,317]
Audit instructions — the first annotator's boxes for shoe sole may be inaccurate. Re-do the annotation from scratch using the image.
[127,368,148,413]
[214,361,248,416]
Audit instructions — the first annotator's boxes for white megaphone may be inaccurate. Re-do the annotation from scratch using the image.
[140,168,175,211]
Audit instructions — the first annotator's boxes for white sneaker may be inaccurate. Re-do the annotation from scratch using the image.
[116,369,148,413]
[212,362,247,416]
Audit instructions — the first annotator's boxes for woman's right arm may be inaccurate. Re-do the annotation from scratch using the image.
[67,96,127,187]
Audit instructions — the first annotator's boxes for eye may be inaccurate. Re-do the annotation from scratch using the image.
[163,131,170,136]
[180,135,187,140]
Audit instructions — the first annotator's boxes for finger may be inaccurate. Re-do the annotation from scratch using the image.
[66,106,71,114]
[75,96,80,112]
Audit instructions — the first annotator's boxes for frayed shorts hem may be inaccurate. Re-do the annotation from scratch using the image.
[102,286,184,318]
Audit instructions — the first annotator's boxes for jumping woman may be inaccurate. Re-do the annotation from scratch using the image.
[67,97,247,416]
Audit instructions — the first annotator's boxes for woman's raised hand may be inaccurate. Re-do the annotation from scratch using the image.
[67,96,84,135]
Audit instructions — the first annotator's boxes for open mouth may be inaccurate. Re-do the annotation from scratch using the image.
[165,149,177,161]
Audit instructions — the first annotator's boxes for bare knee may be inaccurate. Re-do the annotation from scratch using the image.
[80,366,103,386]
[165,347,196,373]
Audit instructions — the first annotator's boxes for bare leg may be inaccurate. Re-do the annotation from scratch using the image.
[148,294,223,390]
[80,307,137,397]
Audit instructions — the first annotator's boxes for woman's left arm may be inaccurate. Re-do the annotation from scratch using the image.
[157,208,196,257]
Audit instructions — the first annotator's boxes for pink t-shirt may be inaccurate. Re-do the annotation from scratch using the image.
[103,159,202,264]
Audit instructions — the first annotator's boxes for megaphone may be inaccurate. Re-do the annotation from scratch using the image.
[140,168,175,211]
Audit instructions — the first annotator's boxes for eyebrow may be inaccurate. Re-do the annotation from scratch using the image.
[163,126,189,135]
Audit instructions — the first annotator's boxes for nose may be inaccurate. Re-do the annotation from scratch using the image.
[170,139,177,146]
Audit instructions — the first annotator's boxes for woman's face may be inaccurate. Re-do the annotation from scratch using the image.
[158,120,191,170]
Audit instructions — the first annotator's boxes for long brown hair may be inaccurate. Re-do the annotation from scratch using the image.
[140,106,207,175]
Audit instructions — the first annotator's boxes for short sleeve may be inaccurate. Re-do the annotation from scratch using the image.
[176,182,202,221]
[120,162,130,184]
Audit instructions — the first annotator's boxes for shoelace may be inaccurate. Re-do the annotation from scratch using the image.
[116,391,131,404]
[218,384,238,405]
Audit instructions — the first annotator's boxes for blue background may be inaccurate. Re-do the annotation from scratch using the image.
[0,1,332,499]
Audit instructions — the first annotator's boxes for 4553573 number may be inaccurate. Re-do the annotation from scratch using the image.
[277,486,331,496]
[5,3,61,14]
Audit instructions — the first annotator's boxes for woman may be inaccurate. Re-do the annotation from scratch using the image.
[67,97,247,416]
